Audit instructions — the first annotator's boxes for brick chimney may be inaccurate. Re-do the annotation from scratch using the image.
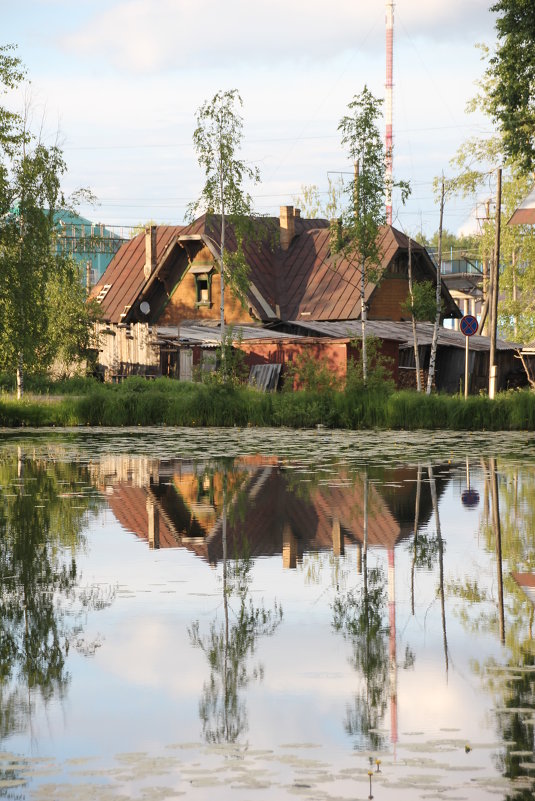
[144,225,157,279]
[280,206,296,251]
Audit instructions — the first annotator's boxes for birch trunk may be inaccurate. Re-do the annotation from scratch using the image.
[16,352,24,400]
[219,121,226,377]
[426,177,445,395]
[361,259,367,384]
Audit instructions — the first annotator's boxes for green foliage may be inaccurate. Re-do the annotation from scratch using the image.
[480,170,535,343]
[486,0,535,172]
[202,329,250,388]
[45,257,100,372]
[188,89,260,309]
[283,350,342,393]
[3,379,535,430]
[0,46,97,387]
[335,87,410,269]
[414,228,479,258]
[345,336,395,393]
[292,176,345,220]
[449,23,535,346]
[402,280,438,322]
[0,140,67,375]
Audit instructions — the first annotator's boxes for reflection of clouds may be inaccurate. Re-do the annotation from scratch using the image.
[399,668,488,736]
[98,617,206,694]
[61,0,492,72]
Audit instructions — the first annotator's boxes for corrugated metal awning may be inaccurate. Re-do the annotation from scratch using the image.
[248,364,282,392]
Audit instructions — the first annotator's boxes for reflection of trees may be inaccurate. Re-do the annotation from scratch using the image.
[332,471,390,750]
[479,651,535,801]
[0,449,109,742]
[333,567,390,750]
[189,469,282,743]
[448,458,535,799]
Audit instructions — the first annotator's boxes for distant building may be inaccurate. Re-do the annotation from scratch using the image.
[54,210,126,286]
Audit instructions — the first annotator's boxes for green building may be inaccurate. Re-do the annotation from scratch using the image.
[55,210,126,285]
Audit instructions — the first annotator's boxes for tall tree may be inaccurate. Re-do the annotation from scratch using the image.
[0,46,97,393]
[335,87,409,382]
[486,0,535,173]
[450,34,535,350]
[189,90,260,376]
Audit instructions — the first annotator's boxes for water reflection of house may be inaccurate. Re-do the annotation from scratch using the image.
[93,454,449,750]
[91,456,446,563]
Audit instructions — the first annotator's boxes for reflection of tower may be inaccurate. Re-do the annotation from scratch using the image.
[332,516,345,557]
[147,493,160,549]
[283,524,297,569]
[388,547,398,748]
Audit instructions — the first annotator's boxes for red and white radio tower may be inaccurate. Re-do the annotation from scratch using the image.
[385,0,394,225]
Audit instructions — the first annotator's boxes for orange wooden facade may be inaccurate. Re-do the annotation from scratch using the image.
[369,276,410,322]
[159,245,255,328]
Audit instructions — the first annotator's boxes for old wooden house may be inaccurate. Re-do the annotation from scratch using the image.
[90,206,465,386]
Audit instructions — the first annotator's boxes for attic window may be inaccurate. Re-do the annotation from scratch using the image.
[96,284,112,303]
[194,272,212,307]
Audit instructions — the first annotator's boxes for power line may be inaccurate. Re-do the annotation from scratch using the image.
[63,123,494,153]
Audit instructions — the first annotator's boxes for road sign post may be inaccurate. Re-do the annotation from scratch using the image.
[460,314,479,399]
[460,315,478,399]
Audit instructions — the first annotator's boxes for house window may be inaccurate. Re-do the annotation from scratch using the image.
[194,272,212,307]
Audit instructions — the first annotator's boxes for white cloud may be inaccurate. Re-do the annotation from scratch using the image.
[62,0,493,74]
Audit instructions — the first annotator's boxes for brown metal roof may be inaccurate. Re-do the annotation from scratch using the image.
[89,225,185,323]
[90,214,458,325]
[289,319,519,351]
[509,184,535,225]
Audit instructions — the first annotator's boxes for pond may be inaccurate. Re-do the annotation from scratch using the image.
[0,427,534,801]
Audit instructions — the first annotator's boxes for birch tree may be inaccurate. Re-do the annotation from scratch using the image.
[426,176,446,395]
[335,87,409,382]
[0,46,96,393]
[189,90,259,377]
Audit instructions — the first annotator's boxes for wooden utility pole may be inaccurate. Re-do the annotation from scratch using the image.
[407,236,422,391]
[477,199,491,336]
[489,168,502,399]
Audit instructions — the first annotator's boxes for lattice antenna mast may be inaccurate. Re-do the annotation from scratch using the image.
[385,0,394,225]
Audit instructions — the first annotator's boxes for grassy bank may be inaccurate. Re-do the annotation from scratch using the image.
[1,376,535,430]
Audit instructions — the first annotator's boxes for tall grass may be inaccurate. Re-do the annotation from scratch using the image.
[1,378,535,430]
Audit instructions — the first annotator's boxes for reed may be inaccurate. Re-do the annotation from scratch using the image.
[1,380,535,431]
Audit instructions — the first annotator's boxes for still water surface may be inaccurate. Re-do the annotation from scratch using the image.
[0,428,534,801]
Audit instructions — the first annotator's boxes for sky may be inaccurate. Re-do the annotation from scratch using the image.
[3,0,497,239]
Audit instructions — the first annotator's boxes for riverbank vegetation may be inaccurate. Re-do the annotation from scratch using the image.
[1,375,535,430]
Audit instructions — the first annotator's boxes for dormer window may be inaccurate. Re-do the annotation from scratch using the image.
[191,265,214,307]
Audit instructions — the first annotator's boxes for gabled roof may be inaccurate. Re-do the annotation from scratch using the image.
[89,224,186,322]
[90,213,457,324]
[509,184,535,225]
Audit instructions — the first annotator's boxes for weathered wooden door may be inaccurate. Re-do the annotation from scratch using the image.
[179,349,193,382]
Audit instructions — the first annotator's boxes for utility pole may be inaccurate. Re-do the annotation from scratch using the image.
[489,168,502,399]
[477,199,491,335]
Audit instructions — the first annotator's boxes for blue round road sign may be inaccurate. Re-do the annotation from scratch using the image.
[461,488,480,508]
[460,314,478,336]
